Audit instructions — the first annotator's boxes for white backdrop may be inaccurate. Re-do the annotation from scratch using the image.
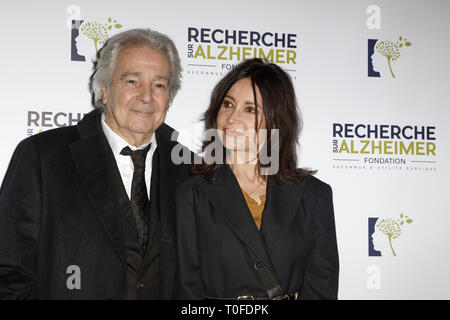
[0,0,449,299]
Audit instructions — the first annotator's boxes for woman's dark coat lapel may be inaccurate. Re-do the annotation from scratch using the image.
[200,165,307,270]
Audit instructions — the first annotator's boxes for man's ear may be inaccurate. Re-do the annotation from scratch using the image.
[102,86,109,105]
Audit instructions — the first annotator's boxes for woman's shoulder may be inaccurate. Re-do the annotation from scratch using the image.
[305,174,331,189]
[178,164,229,191]
[291,172,332,196]
[176,173,218,207]
[177,173,210,193]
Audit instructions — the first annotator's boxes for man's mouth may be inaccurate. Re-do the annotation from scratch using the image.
[131,109,154,116]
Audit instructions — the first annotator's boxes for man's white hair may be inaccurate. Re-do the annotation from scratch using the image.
[90,28,182,108]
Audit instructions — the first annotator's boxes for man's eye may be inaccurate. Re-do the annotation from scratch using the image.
[125,79,136,84]
[156,83,167,89]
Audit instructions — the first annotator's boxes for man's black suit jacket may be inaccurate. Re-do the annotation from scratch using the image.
[175,164,339,299]
[0,108,192,299]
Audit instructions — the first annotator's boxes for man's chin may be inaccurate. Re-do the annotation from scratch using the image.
[129,121,162,135]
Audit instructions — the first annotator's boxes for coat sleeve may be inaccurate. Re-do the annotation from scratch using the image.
[0,138,42,299]
[299,182,339,300]
[174,183,205,299]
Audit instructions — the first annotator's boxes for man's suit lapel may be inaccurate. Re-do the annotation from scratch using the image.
[202,165,274,270]
[259,177,308,256]
[70,109,127,271]
[156,128,178,243]
[155,124,180,299]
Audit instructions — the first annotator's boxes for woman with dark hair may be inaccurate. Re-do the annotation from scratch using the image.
[174,58,339,300]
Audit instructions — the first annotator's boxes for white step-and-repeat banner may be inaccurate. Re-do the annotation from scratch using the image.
[0,0,449,299]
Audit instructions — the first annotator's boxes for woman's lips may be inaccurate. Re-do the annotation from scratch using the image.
[224,128,244,136]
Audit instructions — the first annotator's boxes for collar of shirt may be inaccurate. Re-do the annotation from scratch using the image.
[101,113,157,160]
[101,112,157,199]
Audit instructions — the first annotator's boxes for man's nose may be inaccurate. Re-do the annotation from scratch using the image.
[137,83,153,103]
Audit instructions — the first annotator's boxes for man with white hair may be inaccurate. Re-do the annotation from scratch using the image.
[0,28,193,299]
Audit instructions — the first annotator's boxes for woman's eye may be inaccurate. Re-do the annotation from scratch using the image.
[222,100,233,108]
[246,106,256,113]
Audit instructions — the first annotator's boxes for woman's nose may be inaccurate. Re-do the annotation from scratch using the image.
[227,108,240,124]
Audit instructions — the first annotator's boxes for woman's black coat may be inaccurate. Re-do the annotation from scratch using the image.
[175,164,339,300]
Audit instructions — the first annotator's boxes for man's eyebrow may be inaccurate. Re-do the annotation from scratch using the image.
[154,75,170,82]
[119,72,169,82]
[120,71,141,79]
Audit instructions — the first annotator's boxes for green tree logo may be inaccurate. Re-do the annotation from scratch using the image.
[375,36,412,78]
[376,213,413,256]
[80,17,122,52]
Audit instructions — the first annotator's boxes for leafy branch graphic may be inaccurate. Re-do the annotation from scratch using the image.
[80,18,122,52]
[375,36,412,78]
[376,213,413,256]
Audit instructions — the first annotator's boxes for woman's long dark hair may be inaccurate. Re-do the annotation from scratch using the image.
[191,58,316,184]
